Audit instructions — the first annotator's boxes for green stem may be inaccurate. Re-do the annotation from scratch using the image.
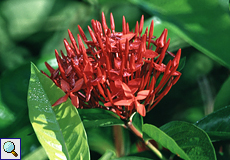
[127,121,167,160]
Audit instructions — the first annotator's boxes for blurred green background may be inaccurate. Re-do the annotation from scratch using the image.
[0,0,229,159]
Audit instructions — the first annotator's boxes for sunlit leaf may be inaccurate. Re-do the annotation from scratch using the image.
[28,63,90,160]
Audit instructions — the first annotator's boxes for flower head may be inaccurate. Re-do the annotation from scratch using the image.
[42,12,181,119]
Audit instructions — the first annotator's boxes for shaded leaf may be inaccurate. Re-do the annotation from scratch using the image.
[131,0,230,68]
[160,121,216,160]
[214,76,230,111]
[195,106,230,141]
[28,63,90,160]
[177,57,186,72]
[143,123,190,160]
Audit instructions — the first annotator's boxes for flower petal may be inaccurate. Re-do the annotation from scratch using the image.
[52,94,69,106]
[135,100,146,117]
[121,82,133,98]
[70,92,79,108]
[114,99,133,106]
[60,79,70,92]
[143,50,158,58]
[136,90,150,100]
[71,78,84,92]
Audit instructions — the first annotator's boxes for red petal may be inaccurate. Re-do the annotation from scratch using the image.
[52,94,69,106]
[136,90,150,100]
[45,62,55,74]
[61,79,70,92]
[104,102,113,107]
[84,62,93,76]
[70,92,79,108]
[135,100,146,117]
[71,78,84,92]
[114,99,133,106]
[143,50,158,58]
[121,83,133,98]
[119,33,136,43]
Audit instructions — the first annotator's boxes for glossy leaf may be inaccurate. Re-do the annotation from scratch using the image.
[160,121,216,160]
[78,109,124,128]
[130,0,230,68]
[143,123,190,160]
[28,63,90,160]
[214,76,230,111]
[195,106,230,141]
[143,121,216,160]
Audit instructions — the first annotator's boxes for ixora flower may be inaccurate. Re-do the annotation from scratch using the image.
[42,12,181,120]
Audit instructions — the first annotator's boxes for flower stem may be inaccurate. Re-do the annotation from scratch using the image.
[127,121,167,160]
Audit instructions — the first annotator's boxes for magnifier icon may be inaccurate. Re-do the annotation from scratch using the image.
[3,141,18,157]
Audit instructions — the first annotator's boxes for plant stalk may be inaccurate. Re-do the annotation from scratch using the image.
[127,121,167,160]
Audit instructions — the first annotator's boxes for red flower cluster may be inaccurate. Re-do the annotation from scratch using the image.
[42,12,181,119]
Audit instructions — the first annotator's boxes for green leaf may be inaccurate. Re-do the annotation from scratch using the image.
[9,126,40,158]
[160,121,216,160]
[28,63,90,160]
[143,123,190,160]
[143,121,217,160]
[214,76,230,111]
[98,150,116,160]
[1,63,31,111]
[177,57,186,72]
[130,0,230,68]
[87,127,116,155]
[130,112,143,134]
[78,108,124,128]
[0,96,15,129]
[195,106,230,141]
